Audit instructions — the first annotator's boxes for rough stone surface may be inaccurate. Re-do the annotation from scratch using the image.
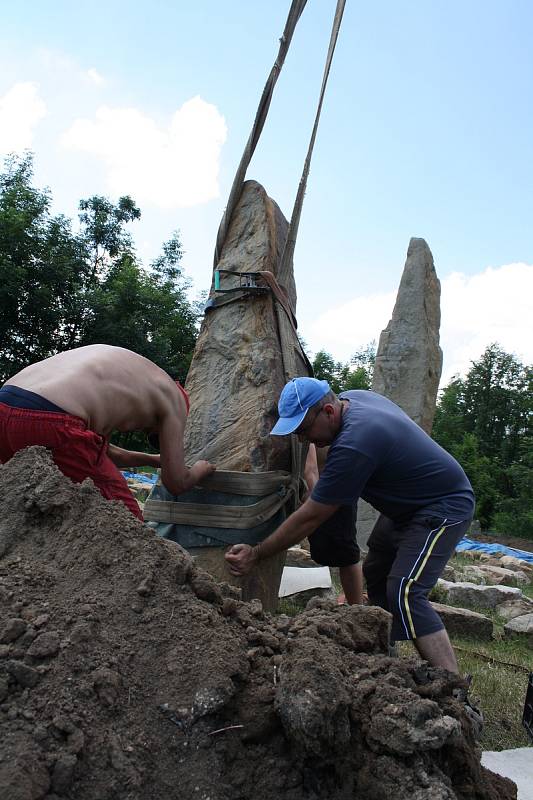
[373,237,443,432]
[499,555,533,573]
[442,564,458,582]
[284,547,321,568]
[357,237,443,551]
[465,565,530,587]
[437,579,522,609]
[0,448,515,800]
[185,179,302,471]
[146,180,310,611]
[431,602,493,640]
[503,612,533,641]
[495,597,533,621]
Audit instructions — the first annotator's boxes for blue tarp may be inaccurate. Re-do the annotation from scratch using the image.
[121,471,158,485]
[456,536,533,564]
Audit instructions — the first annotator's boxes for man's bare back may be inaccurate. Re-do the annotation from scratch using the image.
[6,345,181,436]
[3,345,215,498]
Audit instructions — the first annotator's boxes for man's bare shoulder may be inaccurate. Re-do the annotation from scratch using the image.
[4,345,184,434]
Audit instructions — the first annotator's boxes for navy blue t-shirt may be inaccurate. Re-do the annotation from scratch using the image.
[311,390,474,522]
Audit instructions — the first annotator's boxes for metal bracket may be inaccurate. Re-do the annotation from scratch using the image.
[213,269,269,295]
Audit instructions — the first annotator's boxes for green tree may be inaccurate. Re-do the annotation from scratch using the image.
[461,344,531,464]
[79,232,197,382]
[0,152,89,381]
[493,436,533,538]
[312,342,376,393]
[0,152,199,390]
[433,344,533,535]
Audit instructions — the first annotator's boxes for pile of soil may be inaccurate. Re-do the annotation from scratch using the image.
[0,448,516,800]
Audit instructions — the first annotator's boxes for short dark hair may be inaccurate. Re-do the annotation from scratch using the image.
[310,389,336,413]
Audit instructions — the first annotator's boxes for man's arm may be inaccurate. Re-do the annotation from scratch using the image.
[157,400,215,495]
[225,498,338,576]
[303,444,319,500]
[107,443,160,469]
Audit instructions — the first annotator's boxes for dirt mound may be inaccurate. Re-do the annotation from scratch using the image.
[0,448,516,800]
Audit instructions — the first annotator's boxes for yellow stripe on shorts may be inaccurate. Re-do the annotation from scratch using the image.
[403,525,446,639]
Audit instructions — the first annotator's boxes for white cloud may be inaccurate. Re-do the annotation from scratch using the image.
[305,262,533,386]
[86,68,105,86]
[304,290,396,362]
[60,95,227,209]
[440,262,533,381]
[0,82,47,153]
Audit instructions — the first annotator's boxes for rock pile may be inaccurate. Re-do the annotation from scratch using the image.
[0,448,516,800]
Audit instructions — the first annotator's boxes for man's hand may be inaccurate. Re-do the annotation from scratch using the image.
[225,543,258,576]
[189,460,216,484]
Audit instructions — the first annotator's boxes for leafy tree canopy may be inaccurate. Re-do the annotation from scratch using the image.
[433,344,533,536]
[312,342,376,393]
[0,152,198,385]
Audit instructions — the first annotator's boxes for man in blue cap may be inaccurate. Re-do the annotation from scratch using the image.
[225,377,475,674]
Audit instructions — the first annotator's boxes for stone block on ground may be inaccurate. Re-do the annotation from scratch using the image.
[431,602,493,640]
[503,613,533,642]
[459,549,483,560]
[478,553,505,565]
[442,564,458,581]
[462,565,487,584]
[284,547,321,568]
[473,565,530,587]
[500,555,533,575]
[495,597,533,621]
[437,579,522,609]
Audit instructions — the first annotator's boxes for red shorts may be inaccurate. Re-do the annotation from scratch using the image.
[0,403,143,520]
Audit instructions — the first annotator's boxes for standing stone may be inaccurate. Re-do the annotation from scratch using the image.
[372,237,443,432]
[184,180,301,471]
[147,180,309,611]
[357,238,443,553]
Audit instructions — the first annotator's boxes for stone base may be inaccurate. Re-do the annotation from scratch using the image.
[189,546,285,613]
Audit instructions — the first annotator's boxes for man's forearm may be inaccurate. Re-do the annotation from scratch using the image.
[107,445,160,469]
[253,507,318,562]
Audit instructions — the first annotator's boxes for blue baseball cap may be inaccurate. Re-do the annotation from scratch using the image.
[270,377,331,436]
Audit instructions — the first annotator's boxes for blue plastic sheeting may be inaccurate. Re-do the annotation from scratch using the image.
[456,536,533,564]
[121,471,157,485]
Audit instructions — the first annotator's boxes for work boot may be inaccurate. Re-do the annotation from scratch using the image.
[454,673,484,739]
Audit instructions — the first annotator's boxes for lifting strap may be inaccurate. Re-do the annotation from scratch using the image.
[143,470,298,530]
[145,2,346,533]
[211,0,347,511]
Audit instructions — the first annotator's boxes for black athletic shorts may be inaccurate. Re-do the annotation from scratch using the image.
[308,505,360,568]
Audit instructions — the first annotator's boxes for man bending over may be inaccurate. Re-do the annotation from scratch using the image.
[0,345,215,519]
[226,377,474,674]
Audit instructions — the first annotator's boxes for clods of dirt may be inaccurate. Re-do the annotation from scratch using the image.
[0,448,516,800]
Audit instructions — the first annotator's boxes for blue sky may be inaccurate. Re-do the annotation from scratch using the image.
[1,1,532,384]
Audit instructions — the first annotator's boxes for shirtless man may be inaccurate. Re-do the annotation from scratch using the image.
[0,345,215,519]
